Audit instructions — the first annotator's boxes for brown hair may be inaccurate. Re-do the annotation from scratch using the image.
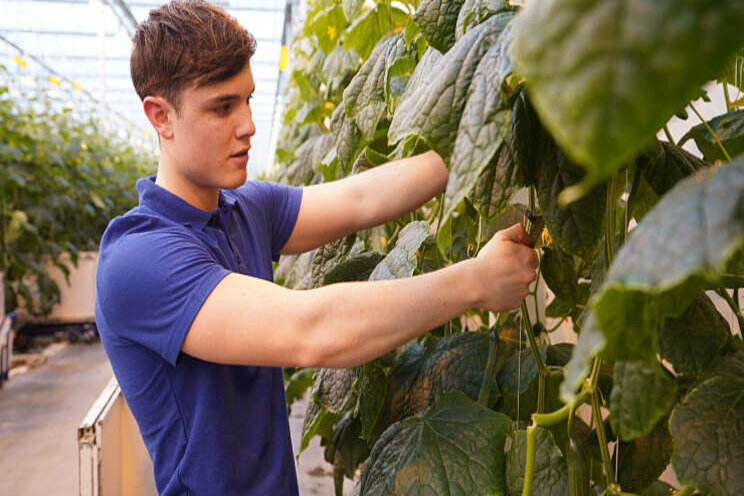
[130,0,256,113]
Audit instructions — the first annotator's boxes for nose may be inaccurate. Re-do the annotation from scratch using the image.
[236,101,256,140]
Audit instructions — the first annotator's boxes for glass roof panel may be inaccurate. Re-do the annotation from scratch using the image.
[0,0,291,176]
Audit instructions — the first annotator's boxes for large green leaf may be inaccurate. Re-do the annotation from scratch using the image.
[388,12,515,164]
[344,35,408,140]
[444,23,513,222]
[680,110,744,163]
[413,0,466,53]
[469,138,521,224]
[357,361,388,440]
[323,251,386,285]
[468,89,532,223]
[369,221,430,280]
[512,0,744,182]
[506,426,569,496]
[342,0,363,23]
[385,332,503,425]
[670,353,744,495]
[659,294,731,376]
[310,235,358,288]
[541,246,579,308]
[636,140,708,198]
[560,312,606,404]
[356,391,511,496]
[284,133,334,185]
[344,5,408,61]
[322,46,360,96]
[613,418,673,493]
[508,92,605,259]
[456,0,509,40]
[592,159,744,364]
[497,342,563,420]
[325,412,370,480]
[302,367,358,452]
[330,104,364,175]
[307,3,348,54]
[609,360,677,441]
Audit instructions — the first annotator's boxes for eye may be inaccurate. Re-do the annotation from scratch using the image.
[214,102,232,115]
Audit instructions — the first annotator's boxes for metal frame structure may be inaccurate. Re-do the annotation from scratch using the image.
[0,0,290,175]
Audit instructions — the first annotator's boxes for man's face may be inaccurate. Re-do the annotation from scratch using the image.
[169,62,256,190]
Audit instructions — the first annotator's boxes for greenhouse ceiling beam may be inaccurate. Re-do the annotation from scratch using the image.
[126,1,284,12]
[44,55,280,66]
[0,32,148,132]
[2,28,280,43]
[102,0,138,37]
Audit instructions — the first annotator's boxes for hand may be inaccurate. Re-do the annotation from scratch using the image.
[471,222,539,312]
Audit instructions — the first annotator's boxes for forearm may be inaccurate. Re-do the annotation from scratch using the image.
[297,258,480,368]
[348,150,448,228]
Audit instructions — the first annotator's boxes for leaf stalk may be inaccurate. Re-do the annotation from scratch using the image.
[689,101,733,162]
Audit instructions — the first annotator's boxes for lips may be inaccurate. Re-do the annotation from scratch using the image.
[230,146,251,158]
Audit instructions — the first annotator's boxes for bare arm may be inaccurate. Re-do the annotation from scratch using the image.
[281,150,448,254]
[183,224,538,368]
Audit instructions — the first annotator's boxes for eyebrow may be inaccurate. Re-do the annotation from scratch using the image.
[206,87,256,106]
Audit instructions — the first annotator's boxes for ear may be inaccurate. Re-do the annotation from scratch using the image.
[142,96,175,140]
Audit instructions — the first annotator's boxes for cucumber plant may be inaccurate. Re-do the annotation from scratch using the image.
[274,1,744,494]
[0,67,154,315]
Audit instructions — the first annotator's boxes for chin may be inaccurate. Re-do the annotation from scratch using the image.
[224,169,248,189]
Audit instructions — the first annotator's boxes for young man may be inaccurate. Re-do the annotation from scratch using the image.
[95,1,538,494]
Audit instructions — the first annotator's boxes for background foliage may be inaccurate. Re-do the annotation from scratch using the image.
[0,65,154,315]
[274,0,744,494]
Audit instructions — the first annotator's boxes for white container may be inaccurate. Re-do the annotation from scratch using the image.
[78,377,157,496]
[0,313,13,387]
[48,251,98,323]
[18,251,98,324]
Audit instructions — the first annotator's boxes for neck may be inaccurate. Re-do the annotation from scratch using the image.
[155,157,220,211]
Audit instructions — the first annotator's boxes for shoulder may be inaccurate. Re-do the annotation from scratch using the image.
[98,208,215,290]
[229,180,302,209]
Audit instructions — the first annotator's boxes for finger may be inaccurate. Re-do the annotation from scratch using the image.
[498,222,531,245]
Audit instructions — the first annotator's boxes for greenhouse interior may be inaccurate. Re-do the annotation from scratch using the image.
[1,0,743,495]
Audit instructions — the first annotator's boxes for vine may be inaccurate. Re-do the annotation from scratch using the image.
[276,1,744,495]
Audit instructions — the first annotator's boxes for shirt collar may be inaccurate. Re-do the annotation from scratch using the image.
[136,175,236,231]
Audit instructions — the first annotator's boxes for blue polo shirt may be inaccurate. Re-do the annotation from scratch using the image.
[95,176,303,495]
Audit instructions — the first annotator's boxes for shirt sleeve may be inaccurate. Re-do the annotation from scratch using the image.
[97,228,231,366]
[246,181,303,262]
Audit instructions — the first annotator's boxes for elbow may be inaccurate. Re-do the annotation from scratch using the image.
[291,295,340,368]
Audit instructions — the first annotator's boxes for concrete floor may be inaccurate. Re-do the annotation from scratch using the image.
[0,341,354,495]
[0,342,112,495]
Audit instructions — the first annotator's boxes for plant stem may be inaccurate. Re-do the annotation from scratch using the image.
[521,302,546,374]
[521,301,547,412]
[478,329,500,406]
[724,82,733,112]
[591,391,615,486]
[673,485,695,496]
[533,404,571,426]
[716,288,744,332]
[662,124,675,145]
[605,173,618,271]
[689,102,733,162]
[522,403,574,496]
[433,192,445,236]
[522,424,538,496]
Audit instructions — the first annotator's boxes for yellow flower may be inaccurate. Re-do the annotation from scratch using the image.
[541,227,552,247]
[48,76,61,86]
[327,26,336,40]
[13,55,26,67]
[381,236,388,247]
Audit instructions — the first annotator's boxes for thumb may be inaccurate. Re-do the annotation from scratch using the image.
[499,222,532,246]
